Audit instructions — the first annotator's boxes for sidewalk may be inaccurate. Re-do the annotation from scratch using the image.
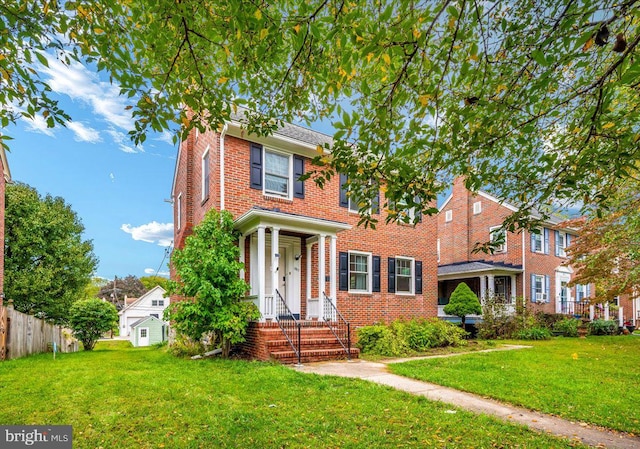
[294,347,640,449]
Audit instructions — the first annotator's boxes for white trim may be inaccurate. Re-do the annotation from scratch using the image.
[395,256,415,295]
[437,238,440,263]
[445,210,453,222]
[531,229,544,254]
[473,201,482,214]
[234,208,351,236]
[176,193,182,231]
[348,250,372,294]
[438,194,453,212]
[201,145,210,201]
[477,191,519,212]
[220,123,228,210]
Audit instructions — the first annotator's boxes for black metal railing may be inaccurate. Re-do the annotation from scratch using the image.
[274,289,301,365]
[322,292,351,360]
[559,301,590,318]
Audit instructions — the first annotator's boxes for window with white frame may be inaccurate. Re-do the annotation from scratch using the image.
[490,226,506,253]
[533,274,546,302]
[202,146,210,201]
[531,230,543,253]
[473,201,482,214]
[264,149,291,197]
[140,328,147,338]
[576,284,586,301]
[445,210,453,222]
[152,299,164,307]
[395,257,414,294]
[349,251,371,293]
[396,198,416,223]
[557,231,567,257]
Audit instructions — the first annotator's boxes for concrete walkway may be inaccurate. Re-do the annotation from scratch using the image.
[294,346,640,449]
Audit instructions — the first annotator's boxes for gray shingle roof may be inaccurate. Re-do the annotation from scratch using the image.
[438,261,523,276]
[230,108,333,147]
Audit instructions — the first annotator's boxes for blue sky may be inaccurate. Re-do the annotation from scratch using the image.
[6,57,176,280]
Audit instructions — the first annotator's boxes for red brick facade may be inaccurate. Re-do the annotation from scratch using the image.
[438,178,593,315]
[172,123,438,332]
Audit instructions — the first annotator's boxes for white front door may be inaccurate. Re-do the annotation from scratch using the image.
[556,272,571,314]
[138,327,150,346]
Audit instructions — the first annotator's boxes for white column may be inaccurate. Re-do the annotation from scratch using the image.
[271,227,280,297]
[510,275,517,303]
[619,307,624,327]
[257,225,266,321]
[239,234,246,282]
[604,302,610,321]
[306,242,314,301]
[479,276,486,301]
[318,234,326,313]
[330,235,337,301]
[487,274,495,298]
[589,305,595,321]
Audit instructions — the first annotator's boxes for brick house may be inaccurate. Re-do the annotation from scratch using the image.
[437,178,594,320]
[171,113,438,362]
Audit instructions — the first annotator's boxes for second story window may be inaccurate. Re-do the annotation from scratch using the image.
[490,226,506,253]
[531,228,549,254]
[264,150,291,197]
[555,231,570,257]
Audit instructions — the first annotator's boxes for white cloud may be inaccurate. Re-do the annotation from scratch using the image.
[106,128,143,154]
[144,268,170,277]
[40,57,134,131]
[121,221,173,247]
[109,173,115,182]
[155,131,175,146]
[22,114,56,137]
[67,121,101,143]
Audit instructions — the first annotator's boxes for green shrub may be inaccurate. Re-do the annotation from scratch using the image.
[514,327,552,340]
[168,335,206,357]
[588,319,619,336]
[357,318,467,357]
[552,318,579,337]
[443,282,482,326]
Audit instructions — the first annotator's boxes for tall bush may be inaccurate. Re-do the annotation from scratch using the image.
[166,209,260,357]
[69,299,118,351]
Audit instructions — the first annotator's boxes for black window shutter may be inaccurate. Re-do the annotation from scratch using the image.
[415,260,423,294]
[388,257,396,293]
[339,252,349,291]
[250,143,263,190]
[293,155,305,198]
[339,173,349,207]
[372,255,381,292]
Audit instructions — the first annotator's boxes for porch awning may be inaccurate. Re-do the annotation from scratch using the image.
[234,206,352,236]
[438,261,522,279]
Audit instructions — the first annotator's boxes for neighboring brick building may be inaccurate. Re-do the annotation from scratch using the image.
[0,147,10,298]
[437,178,593,319]
[171,113,438,361]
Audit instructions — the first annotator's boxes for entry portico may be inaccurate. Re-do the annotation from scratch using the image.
[235,207,351,321]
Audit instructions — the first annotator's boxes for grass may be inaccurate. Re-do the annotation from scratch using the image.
[389,336,640,435]
[0,340,586,448]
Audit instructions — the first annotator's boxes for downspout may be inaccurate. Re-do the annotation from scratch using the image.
[219,123,229,210]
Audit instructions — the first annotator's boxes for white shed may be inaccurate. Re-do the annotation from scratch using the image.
[118,286,168,337]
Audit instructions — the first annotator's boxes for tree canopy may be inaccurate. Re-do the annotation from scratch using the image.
[3,1,640,227]
[140,275,169,292]
[4,183,98,324]
[97,275,147,308]
[566,179,640,303]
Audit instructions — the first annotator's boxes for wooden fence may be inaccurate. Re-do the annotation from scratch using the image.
[0,299,78,360]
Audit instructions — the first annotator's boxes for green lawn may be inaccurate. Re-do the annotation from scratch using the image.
[0,340,585,448]
[389,336,640,435]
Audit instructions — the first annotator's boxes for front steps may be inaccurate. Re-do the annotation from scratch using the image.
[242,321,359,364]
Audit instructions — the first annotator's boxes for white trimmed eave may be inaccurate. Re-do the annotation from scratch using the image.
[234,208,351,236]
[225,121,330,159]
[0,146,11,182]
[438,267,523,281]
